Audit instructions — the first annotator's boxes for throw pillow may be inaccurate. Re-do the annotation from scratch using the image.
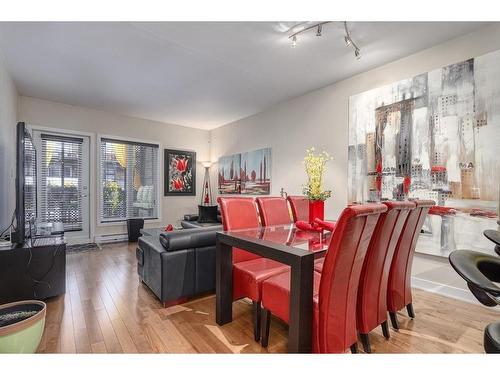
[197,205,219,223]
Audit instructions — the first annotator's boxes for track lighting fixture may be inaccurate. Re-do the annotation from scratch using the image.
[287,21,361,60]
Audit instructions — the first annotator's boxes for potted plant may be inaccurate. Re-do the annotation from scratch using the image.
[303,147,332,224]
[0,300,46,353]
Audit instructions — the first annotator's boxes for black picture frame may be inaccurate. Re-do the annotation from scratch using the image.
[164,149,196,196]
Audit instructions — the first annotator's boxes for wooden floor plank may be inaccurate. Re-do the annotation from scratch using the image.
[37,241,499,354]
[94,308,123,353]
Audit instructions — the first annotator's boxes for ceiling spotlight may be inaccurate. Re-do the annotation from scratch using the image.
[291,35,297,48]
[316,24,323,37]
[344,35,352,47]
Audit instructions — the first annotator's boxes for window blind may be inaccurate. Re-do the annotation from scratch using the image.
[40,133,83,231]
[99,138,159,222]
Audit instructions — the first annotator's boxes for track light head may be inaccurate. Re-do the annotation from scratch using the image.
[291,35,297,48]
[344,35,351,47]
[316,24,322,37]
[354,48,361,60]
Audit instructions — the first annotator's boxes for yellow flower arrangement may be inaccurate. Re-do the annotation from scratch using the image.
[302,147,332,201]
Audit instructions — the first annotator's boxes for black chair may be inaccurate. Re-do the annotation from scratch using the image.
[448,250,500,353]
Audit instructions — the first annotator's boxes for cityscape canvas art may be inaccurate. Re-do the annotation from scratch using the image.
[348,50,500,257]
[218,148,271,195]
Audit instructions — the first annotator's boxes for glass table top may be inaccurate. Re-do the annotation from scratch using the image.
[224,224,332,253]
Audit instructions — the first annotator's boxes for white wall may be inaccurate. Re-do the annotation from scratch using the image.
[0,52,18,231]
[210,23,500,302]
[19,96,210,239]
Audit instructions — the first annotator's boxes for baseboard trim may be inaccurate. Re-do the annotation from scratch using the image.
[411,276,480,306]
[95,233,128,244]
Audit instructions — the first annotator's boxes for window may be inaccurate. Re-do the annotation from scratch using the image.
[99,137,159,222]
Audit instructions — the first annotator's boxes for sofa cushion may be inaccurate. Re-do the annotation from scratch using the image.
[159,226,219,252]
[184,214,199,221]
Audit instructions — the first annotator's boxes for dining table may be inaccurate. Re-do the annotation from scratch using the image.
[215,224,331,353]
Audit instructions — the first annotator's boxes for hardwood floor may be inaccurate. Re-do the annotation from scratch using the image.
[37,242,497,354]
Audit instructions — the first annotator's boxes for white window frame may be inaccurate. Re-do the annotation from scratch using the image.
[97,134,162,226]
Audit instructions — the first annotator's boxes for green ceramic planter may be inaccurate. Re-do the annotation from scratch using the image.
[0,300,46,353]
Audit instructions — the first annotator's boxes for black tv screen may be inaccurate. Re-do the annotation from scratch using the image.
[12,122,37,244]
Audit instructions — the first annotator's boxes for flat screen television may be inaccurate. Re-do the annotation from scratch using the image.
[11,122,37,244]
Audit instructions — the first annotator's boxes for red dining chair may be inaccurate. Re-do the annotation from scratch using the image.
[356,201,415,353]
[260,203,387,353]
[217,197,289,341]
[387,199,435,330]
[256,197,293,226]
[287,195,309,222]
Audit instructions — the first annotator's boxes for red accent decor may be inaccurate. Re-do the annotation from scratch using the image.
[261,203,387,353]
[431,165,446,172]
[309,200,324,225]
[376,162,383,192]
[287,196,309,222]
[256,197,292,226]
[403,176,411,194]
[295,220,322,232]
[313,218,336,232]
[469,209,498,218]
[387,199,435,315]
[164,224,174,232]
[357,201,416,338]
[429,206,456,216]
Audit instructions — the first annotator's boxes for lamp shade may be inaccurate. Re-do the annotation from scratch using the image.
[201,161,212,168]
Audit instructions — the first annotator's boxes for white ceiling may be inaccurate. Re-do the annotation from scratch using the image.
[0,22,488,130]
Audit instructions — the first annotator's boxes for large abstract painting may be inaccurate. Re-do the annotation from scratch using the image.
[218,148,271,195]
[348,50,500,257]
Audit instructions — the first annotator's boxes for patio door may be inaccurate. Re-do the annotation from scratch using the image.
[33,130,91,244]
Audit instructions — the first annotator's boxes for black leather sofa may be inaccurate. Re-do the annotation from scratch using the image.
[136,226,220,306]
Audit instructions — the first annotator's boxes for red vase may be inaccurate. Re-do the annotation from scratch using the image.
[309,200,325,225]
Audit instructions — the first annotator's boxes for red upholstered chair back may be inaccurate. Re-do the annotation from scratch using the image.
[217,197,261,263]
[317,203,387,353]
[286,196,309,222]
[387,199,434,313]
[357,201,415,334]
[256,197,292,226]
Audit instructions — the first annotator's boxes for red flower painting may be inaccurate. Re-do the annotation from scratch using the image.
[164,149,196,196]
